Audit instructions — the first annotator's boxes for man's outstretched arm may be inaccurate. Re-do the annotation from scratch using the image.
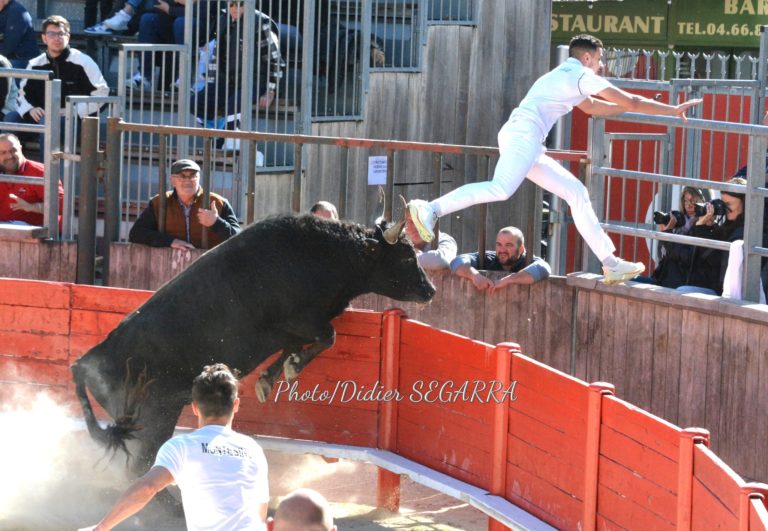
[84,466,174,531]
[578,87,702,119]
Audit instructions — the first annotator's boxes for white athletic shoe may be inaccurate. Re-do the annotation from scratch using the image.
[602,259,645,285]
[84,23,113,35]
[125,73,151,91]
[103,9,131,31]
[407,199,438,243]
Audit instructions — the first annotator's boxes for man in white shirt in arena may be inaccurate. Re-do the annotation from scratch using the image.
[86,363,269,531]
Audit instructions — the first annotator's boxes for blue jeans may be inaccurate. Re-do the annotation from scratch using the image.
[137,13,185,79]
[675,285,718,296]
[125,0,156,11]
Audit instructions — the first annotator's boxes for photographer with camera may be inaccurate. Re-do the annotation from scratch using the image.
[675,177,746,296]
[648,186,707,288]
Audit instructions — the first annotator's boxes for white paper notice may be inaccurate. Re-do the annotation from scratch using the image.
[368,156,387,185]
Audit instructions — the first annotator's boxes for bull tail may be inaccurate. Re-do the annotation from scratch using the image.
[71,358,153,461]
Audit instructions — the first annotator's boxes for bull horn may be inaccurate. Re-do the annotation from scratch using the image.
[378,185,386,221]
[383,218,405,244]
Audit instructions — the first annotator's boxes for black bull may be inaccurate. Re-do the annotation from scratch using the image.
[71,214,435,473]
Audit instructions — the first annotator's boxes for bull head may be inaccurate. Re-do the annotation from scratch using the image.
[381,195,408,244]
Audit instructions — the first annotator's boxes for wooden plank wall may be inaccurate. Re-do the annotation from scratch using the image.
[0,238,77,282]
[249,0,554,256]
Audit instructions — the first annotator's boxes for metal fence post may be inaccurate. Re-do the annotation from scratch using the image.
[585,116,606,274]
[43,79,61,240]
[755,26,768,125]
[77,118,99,285]
[102,117,123,286]
[744,133,767,302]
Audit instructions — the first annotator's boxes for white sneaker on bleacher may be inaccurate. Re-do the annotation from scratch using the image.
[125,74,151,92]
[103,9,131,31]
[84,23,113,35]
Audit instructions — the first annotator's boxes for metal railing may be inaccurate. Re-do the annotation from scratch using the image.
[61,95,122,240]
[0,68,61,239]
[603,47,763,81]
[427,0,474,24]
[587,112,768,302]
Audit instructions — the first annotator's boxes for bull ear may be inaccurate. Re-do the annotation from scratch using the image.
[382,218,405,244]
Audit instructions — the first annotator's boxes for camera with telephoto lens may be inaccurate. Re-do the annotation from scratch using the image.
[653,210,686,226]
[694,198,727,217]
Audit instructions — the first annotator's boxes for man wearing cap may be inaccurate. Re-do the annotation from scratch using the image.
[129,159,240,249]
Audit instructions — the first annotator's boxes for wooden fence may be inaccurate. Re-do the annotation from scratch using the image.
[102,243,768,483]
[2,240,766,483]
[0,278,766,530]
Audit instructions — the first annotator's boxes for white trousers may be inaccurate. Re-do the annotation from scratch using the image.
[431,123,616,261]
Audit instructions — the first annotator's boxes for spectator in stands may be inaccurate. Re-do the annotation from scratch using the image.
[310,200,338,220]
[647,186,708,288]
[129,158,240,249]
[193,0,283,130]
[86,363,270,531]
[0,133,63,228]
[675,177,746,296]
[450,226,550,294]
[5,16,109,152]
[85,0,152,35]
[0,0,38,69]
[267,488,336,531]
[0,52,18,120]
[126,0,187,91]
[405,208,456,270]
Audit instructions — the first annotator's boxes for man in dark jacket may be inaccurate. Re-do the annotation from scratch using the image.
[129,159,241,249]
[0,0,38,68]
[193,1,283,125]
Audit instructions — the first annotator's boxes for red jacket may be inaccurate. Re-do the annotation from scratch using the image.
[0,159,64,228]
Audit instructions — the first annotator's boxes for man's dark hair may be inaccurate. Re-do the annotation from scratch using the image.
[191,363,240,418]
[568,34,603,58]
[42,15,71,34]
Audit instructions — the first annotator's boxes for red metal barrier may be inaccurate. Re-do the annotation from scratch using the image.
[0,278,766,529]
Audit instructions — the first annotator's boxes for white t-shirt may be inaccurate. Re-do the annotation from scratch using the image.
[154,424,269,531]
[507,57,612,141]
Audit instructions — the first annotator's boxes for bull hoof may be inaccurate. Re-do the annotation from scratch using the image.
[255,378,272,403]
[283,353,301,381]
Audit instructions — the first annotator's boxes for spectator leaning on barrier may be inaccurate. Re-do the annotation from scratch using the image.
[0,133,63,228]
[450,226,550,294]
[0,0,39,69]
[85,363,270,531]
[0,52,18,120]
[405,208,456,270]
[129,159,241,250]
[5,16,109,152]
[267,488,337,531]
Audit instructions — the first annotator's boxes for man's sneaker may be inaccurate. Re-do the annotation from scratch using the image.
[602,259,645,285]
[407,199,438,243]
[84,23,113,35]
[103,9,131,31]
[125,74,151,91]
